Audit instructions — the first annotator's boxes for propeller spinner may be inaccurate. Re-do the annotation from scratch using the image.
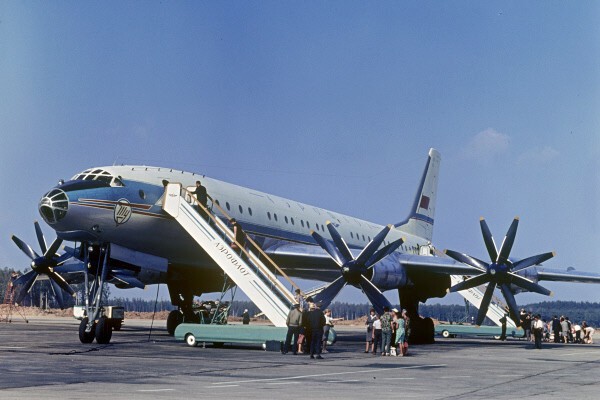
[445,217,555,326]
[310,221,403,314]
[11,222,75,309]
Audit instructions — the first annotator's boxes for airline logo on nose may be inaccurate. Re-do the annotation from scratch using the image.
[114,199,132,224]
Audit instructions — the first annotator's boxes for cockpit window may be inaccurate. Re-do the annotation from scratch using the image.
[71,169,125,187]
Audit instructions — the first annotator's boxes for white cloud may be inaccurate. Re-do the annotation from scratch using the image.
[463,128,511,161]
[516,146,560,165]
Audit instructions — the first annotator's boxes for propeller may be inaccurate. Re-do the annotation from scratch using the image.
[12,222,76,308]
[310,221,403,314]
[445,217,555,326]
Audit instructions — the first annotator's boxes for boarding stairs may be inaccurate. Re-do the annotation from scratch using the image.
[450,275,516,327]
[163,183,299,328]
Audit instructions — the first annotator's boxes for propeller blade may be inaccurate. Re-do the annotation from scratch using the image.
[475,282,496,326]
[479,218,498,262]
[47,270,75,296]
[449,273,491,293]
[326,222,354,264]
[49,279,65,309]
[14,272,38,305]
[55,251,74,265]
[13,269,36,287]
[45,238,63,259]
[355,225,392,266]
[499,283,521,325]
[54,262,86,274]
[358,275,392,315]
[12,235,40,261]
[312,276,347,310]
[512,251,555,272]
[444,250,488,271]
[365,238,404,268]
[497,217,519,265]
[110,272,145,289]
[34,221,48,254]
[509,273,553,296]
[311,231,346,267]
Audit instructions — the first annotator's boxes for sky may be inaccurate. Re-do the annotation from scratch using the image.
[1,2,599,307]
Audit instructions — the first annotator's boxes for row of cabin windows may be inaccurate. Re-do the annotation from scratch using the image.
[214,198,385,243]
[216,197,414,251]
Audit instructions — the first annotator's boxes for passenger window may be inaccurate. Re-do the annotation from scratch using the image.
[321,224,324,231]
[267,212,271,220]
[138,190,146,199]
[351,232,354,239]
[316,224,319,231]
[248,207,252,216]
[291,217,294,225]
[301,220,304,228]
[307,221,310,229]
[239,205,243,214]
[274,213,278,221]
[226,202,230,211]
[362,235,365,241]
[285,216,288,224]
[215,199,220,206]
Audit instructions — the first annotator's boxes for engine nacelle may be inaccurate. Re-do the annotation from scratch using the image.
[368,254,408,291]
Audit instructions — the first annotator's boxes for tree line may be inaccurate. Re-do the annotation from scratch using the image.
[2,268,599,325]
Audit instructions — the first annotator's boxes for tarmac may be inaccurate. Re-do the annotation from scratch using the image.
[1,317,600,399]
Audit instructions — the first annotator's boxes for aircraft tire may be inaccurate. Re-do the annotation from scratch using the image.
[79,318,95,344]
[185,333,198,347]
[167,310,183,336]
[95,317,113,344]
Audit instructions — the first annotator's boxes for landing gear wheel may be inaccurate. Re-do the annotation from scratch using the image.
[186,333,198,347]
[95,317,113,344]
[167,310,183,336]
[79,317,95,344]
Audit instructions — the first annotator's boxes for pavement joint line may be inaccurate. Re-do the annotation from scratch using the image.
[440,375,472,379]
[211,363,447,385]
[382,377,416,380]
[136,389,175,392]
[326,379,360,383]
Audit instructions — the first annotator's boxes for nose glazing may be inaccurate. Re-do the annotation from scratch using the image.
[39,189,68,224]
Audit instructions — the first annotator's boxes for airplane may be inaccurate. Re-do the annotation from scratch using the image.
[11,148,600,344]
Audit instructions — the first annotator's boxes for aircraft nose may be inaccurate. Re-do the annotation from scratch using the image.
[39,188,69,224]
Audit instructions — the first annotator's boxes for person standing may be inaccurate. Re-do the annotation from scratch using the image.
[552,316,561,343]
[242,309,250,325]
[305,302,326,359]
[322,309,340,353]
[365,308,376,353]
[524,311,532,342]
[192,180,209,220]
[533,314,544,349]
[499,313,508,341]
[394,310,406,356]
[560,317,569,343]
[380,307,393,356]
[283,303,302,355]
[372,315,382,355]
[229,218,246,254]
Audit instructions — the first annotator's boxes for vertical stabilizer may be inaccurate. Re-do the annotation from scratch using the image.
[395,148,441,242]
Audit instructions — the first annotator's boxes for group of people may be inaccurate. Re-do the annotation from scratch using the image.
[519,310,596,348]
[365,307,409,356]
[282,290,339,359]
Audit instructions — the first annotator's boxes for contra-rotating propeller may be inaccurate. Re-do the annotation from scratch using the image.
[310,221,403,314]
[445,217,555,326]
[11,221,75,309]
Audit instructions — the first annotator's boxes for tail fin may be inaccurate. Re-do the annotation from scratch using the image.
[395,148,441,242]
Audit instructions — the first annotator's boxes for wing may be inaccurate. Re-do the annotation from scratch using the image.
[264,242,482,282]
[524,267,600,284]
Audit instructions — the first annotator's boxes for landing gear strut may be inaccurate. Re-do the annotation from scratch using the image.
[78,244,115,344]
